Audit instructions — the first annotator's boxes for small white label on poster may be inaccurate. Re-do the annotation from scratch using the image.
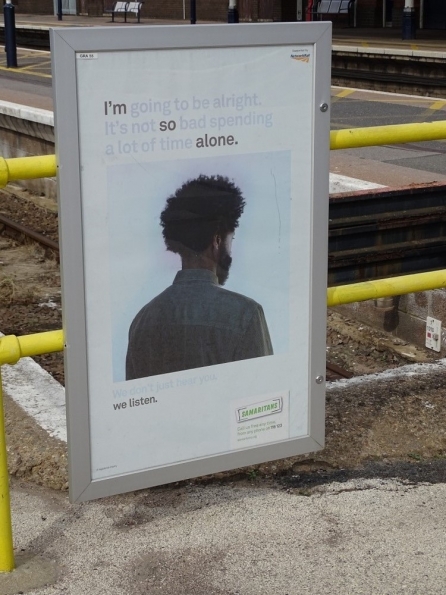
[76,52,98,59]
[230,391,290,449]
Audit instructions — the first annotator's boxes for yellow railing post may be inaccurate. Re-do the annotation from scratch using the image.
[0,368,14,573]
[0,330,64,575]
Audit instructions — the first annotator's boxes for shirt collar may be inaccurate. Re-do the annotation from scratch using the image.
[173,269,219,286]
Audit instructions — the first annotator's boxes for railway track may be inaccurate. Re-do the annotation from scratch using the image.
[5,181,446,285]
[325,361,353,381]
[1,29,446,96]
[332,47,446,98]
[0,212,58,252]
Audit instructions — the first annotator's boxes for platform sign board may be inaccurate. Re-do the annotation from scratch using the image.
[51,22,331,503]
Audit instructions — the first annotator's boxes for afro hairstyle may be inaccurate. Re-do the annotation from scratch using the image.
[160,175,245,255]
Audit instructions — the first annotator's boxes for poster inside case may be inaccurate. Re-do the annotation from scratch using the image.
[51,22,331,502]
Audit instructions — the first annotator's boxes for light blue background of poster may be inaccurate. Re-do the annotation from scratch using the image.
[108,151,291,382]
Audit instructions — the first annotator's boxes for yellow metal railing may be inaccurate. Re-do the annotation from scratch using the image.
[330,120,446,150]
[2,120,446,571]
[1,121,446,188]
[327,270,446,307]
[0,155,56,188]
[0,370,13,573]
[0,330,64,366]
[0,330,64,571]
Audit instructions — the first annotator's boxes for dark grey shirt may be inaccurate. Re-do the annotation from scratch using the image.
[126,269,273,380]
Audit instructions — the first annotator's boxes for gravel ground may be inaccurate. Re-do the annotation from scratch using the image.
[1,186,445,491]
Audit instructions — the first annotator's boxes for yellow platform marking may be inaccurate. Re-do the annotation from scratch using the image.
[15,52,42,60]
[361,41,369,47]
[19,60,52,72]
[331,88,356,104]
[0,46,50,57]
[418,100,446,120]
[0,65,51,78]
[336,89,355,98]
[411,44,418,50]
[430,100,446,111]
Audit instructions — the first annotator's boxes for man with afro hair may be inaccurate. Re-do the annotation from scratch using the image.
[126,175,273,380]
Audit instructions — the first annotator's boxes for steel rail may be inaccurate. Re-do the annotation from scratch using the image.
[0,213,59,252]
[1,121,446,188]
[326,362,353,380]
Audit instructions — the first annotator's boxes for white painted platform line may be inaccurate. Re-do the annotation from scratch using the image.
[2,356,67,443]
[329,173,386,194]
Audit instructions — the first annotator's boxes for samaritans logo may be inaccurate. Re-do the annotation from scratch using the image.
[291,49,311,63]
[236,397,283,423]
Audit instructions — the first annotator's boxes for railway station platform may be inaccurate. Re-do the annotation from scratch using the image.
[0,13,445,52]
[1,14,445,97]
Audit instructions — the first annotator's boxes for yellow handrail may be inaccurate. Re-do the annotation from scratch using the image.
[0,330,64,366]
[0,370,14,572]
[330,120,446,150]
[0,154,56,188]
[1,121,446,188]
[327,270,446,307]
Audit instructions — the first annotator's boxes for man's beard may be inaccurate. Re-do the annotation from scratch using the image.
[216,245,232,286]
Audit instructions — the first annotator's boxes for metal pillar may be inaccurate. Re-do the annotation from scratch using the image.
[306,0,314,21]
[190,0,196,24]
[228,0,238,23]
[402,0,416,39]
[296,0,303,21]
[57,0,63,21]
[3,0,18,69]
[383,0,393,27]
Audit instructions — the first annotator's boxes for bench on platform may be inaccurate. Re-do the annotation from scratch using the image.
[311,0,356,26]
[105,1,143,23]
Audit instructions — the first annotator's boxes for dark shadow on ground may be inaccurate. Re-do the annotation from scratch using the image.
[280,459,446,489]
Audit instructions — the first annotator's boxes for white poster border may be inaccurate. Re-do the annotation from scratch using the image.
[51,22,331,503]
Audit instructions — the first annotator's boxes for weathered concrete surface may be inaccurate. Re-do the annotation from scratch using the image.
[2,354,446,593]
[1,476,445,594]
[335,286,446,357]
[0,101,55,199]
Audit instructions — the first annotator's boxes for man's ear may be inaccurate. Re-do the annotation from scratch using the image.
[210,234,222,261]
